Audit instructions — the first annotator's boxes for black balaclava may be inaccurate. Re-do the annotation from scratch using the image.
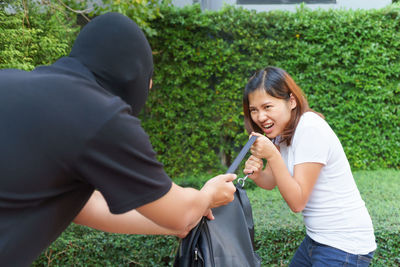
[70,12,153,116]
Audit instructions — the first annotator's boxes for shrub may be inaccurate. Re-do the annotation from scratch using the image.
[144,4,400,176]
[2,4,399,176]
[32,224,178,266]
[31,170,400,266]
[0,5,78,70]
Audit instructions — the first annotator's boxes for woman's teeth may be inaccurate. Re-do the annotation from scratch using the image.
[264,123,273,129]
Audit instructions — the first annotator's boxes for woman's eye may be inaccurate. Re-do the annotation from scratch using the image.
[250,109,257,113]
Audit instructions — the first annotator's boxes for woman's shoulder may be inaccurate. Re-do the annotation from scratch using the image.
[295,112,336,140]
[298,111,326,129]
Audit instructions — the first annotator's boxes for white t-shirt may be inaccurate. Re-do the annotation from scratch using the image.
[279,112,376,255]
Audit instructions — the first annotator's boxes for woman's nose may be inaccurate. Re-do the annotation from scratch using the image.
[258,111,268,122]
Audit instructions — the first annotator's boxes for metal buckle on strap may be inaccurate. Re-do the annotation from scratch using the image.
[237,172,253,187]
[237,174,249,187]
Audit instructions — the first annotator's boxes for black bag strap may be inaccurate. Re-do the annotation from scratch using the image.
[226,135,257,174]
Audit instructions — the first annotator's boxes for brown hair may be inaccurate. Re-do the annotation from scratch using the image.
[243,66,323,146]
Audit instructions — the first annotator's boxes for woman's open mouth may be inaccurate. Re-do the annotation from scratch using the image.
[262,122,274,134]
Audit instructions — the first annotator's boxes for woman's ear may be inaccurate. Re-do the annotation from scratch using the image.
[289,93,297,110]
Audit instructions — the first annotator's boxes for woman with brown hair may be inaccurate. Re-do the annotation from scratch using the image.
[242,66,376,266]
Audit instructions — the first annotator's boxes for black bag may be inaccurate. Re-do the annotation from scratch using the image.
[174,136,261,267]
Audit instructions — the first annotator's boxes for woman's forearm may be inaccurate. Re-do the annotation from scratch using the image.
[267,150,323,213]
[267,152,304,212]
[252,163,277,190]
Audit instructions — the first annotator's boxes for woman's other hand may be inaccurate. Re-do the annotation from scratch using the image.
[243,155,263,181]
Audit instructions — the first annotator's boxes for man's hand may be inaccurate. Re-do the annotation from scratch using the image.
[175,208,214,239]
[200,174,237,209]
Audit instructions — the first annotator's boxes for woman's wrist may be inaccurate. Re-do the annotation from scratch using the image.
[249,172,262,182]
[266,147,281,162]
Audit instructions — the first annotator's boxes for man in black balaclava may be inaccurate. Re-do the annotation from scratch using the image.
[0,12,236,266]
[69,11,152,116]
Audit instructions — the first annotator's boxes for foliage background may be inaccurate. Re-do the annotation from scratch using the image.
[2,3,399,177]
[1,1,400,266]
[0,4,78,70]
[143,4,400,177]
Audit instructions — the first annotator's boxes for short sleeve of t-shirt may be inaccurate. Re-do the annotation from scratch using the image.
[292,114,330,166]
[75,107,172,214]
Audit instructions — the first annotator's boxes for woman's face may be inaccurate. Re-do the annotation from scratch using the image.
[248,89,296,139]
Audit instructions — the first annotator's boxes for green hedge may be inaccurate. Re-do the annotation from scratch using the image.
[1,4,399,176]
[32,224,178,266]
[144,4,400,176]
[0,8,78,70]
[32,170,400,266]
[31,222,400,266]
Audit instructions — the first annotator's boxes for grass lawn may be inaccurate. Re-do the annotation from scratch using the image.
[247,169,400,266]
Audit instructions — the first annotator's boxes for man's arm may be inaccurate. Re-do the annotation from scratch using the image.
[73,190,186,236]
[74,173,236,235]
[136,174,236,233]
